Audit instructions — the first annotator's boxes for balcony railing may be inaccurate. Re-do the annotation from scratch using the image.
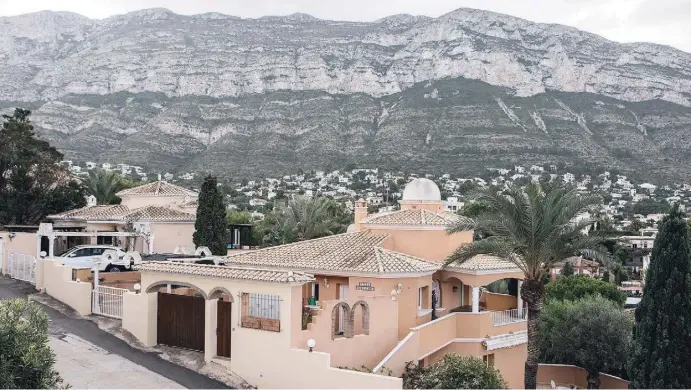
[491,308,527,326]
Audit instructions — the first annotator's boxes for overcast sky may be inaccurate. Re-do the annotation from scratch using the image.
[1,0,689,52]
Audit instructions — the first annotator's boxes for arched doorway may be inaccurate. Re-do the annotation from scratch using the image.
[146,281,207,352]
[209,288,234,358]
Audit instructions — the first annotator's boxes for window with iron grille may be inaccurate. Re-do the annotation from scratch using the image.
[241,292,281,332]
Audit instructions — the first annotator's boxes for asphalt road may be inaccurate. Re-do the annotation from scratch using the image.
[0,276,229,389]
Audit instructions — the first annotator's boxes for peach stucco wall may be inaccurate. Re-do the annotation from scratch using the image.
[79,222,195,254]
[424,340,527,389]
[368,228,473,262]
[483,292,518,311]
[300,295,399,369]
[311,274,435,341]
[39,260,92,315]
[148,223,195,253]
[537,364,628,389]
[375,311,527,381]
[126,271,399,388]
[0,232,39,274]
[493,340,528,388]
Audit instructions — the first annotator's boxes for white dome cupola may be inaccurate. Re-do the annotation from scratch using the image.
[402,178,441,202]
[400,178,443,211]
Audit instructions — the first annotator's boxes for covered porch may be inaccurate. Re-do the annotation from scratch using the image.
[436,254,526,326]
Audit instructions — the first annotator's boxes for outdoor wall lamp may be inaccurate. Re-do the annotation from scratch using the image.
[390,289,397,301]
[8,232,16,240]
[323,278,329,288]
[134,283,141,294]
[307,338,316,352]
[452,286,458,293]
[396,283,403,295]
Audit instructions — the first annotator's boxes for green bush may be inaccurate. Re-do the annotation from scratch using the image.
[546,275,626,306]
[539,295,632,388]
[403,354,507,389]
[0,299,67,389]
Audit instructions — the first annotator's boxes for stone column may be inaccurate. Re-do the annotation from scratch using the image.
[517,279,523,310]
[48,235,55,260]
[147,234,155,255]
[204,299,218,363]
[472,286,480,313]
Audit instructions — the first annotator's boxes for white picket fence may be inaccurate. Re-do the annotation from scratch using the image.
[7,251,36,285]
[92,285,128,319]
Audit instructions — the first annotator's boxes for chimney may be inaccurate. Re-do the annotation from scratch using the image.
[158,173,162,182]
[354,198,369,232]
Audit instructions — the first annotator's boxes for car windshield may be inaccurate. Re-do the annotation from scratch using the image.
[57,248,76,257]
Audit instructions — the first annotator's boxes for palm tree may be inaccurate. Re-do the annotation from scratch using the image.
[258,196,350,246]
[444,182,609,389]
[82,169,125,205]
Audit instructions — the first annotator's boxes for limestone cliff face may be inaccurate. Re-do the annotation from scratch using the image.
[1,8,691,179]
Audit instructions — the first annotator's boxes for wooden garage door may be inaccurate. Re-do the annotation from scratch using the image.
[157,292,205,351]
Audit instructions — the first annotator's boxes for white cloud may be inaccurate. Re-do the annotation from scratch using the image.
[0,0,688,52]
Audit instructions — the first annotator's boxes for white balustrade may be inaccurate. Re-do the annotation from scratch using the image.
[491,307,528,326]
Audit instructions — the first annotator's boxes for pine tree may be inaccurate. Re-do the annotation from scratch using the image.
[561,261,575,277]
[193,176,227,255]
[629,205,691,388]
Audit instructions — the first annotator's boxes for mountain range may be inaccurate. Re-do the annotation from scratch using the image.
[1,8,690,181]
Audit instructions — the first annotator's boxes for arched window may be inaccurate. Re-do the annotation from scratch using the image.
[331,302,352,339]
[350,300,370,336]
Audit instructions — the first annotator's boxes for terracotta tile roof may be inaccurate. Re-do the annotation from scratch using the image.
[116,181,198,197]
[447,254,521,272]
[224,231,440,275]
[179,199,198,208]
[48,205,129,221]
[122,206,195,222]
[48,205,195,222]
[554,256,600,268]
[136,261,314,284]
[361,209,462,226]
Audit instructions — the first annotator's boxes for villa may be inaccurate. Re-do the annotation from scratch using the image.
[123,178,528,388]
[46,181,198,254]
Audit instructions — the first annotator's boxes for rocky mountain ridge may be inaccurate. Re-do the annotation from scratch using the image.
[1,8,691,180]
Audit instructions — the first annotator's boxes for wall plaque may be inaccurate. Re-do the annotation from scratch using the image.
[356,282,375,291]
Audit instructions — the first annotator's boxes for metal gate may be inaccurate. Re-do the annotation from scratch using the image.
[7,251,36,285]
[92,286,128,319]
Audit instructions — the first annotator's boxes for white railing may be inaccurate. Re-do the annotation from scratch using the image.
[7,251,36,285]
[92,286,128,319]
[491,308,527,326]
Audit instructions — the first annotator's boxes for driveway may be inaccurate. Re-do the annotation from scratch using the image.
[0,276,229,389]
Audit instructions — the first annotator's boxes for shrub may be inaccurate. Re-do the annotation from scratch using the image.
[539,295,632,388]
[0,299,67,389]
[403,354,507,389]
[546,275,626,306]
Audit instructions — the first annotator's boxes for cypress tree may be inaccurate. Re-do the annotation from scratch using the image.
[193,175,227,255]
[561,261,575,277]
[629,205,691,388]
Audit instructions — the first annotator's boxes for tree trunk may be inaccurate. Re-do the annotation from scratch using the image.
[521,278,546,389]
[587,371,601,389]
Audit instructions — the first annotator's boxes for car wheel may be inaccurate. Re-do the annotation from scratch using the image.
[105,264,121,273]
